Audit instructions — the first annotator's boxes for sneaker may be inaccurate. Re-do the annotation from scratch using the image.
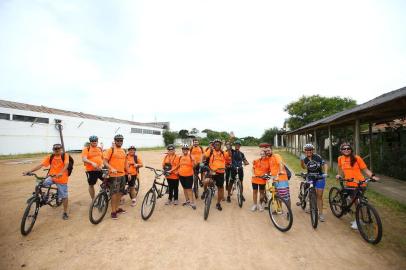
[182,200,190,206]
[165,199,172,205]
[251,204,258,212]
[190,203,197,210]
[62,213,69,220]
[117,208,127,214]
[258,204,264,212]
[319,214,325,222]
[216,203,222,211]
[226,196,231,203]
[111,212,118,220]
[131,199,137,207]
[173,200,179,205]
[351,220,358,230]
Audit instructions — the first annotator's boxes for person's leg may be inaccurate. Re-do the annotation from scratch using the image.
[57,183,69,219]
[238,167,244,194]
[228,168,236,196]
[225,167,231,194]
[216,174,225,207]
[87,172,97,200]
[168,180,174,201]
[180,177,189,203]
[316,189,323,214]
[252,183,258,204]
[174,179,179,203]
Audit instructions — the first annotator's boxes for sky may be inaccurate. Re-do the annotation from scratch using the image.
[0,0,405,137]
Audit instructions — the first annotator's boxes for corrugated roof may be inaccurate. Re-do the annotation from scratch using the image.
[0,99,167,129]
[287,86,406,134]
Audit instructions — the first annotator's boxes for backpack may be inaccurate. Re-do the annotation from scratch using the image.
[49,153,74,176]
[206,149,225,166]
[284,165,292,180]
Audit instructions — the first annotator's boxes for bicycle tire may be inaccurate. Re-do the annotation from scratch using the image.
[89,192,109,225]
[204,189,212,220]
[299,182,306,210]
[329,187,344,218]
[268,196,293,232]
[309,188,318,229]
[193,175,199,199]
[21,197,40,236]
[48,191,62,208]
[356,202,383,244]
[134,177,140,197]
[141,188,157,221]
[237,180,243,208]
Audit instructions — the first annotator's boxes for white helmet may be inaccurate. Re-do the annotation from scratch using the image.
[182,144,189,149]
[304,143,315,151]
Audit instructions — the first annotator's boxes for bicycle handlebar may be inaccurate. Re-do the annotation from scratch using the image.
[337,176,376,184]
[145,166,164,176]
[24,172,55,180]
[296,172,326,179]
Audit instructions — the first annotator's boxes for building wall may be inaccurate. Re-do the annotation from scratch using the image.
[0,108,164,155]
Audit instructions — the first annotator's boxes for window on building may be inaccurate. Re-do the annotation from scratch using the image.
[131,128,143,134]
[142,129,153,134]
[0,113,10,120]
[153,130,161,135]
[12,114,49,124]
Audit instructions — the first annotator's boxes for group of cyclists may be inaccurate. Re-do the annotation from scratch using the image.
[22,134,379,230]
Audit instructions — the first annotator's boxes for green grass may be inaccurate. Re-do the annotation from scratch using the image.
[0,152,51,160]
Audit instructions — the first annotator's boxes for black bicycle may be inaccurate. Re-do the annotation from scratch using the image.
[202,166,223,220]
[88,169,111,224]
[329,177,383,244]
[296,172,323,229]
[229,166,244,208]
[192,166,203,199]
[141,166,169,220]
[21,172,62,236]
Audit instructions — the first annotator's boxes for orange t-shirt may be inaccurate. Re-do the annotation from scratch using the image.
[268,154,288,181]
[162,154,180,180]
[224,150,232,166]
[338,155,367,187]
[41,153,69,184]
[178,155,194,177]
[81,146,103,171]
[190,146,204,164]
[205,149,226,173]
[104,147,126,177]
[126,154,143,176]
[252,158,270,185]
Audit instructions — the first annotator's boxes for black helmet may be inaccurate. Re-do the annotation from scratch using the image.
[167,144,175,150]
[114,134,124,141]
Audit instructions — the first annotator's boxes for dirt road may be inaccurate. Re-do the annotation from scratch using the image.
[0,148,404,270]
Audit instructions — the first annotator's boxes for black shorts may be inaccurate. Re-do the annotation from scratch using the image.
[127,175,138,187]
[180,176,193,189]
[252,183,265,190]
[231,167,244,182]
[86,171,103,185]
[108,176,126,194]
[213,173,225,187]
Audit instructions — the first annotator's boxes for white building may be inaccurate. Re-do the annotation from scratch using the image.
[0,100,168,155]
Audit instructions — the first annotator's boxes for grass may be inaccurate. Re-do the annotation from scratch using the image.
[277,150,406,257]
[0,152,51,160]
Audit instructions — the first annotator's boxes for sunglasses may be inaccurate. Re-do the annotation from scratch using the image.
[341,147,351,151]
[115,139,123,142]
[53,147,62,151]
[90,140,98,142]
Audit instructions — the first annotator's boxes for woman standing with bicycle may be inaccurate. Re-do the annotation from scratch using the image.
[251,150,270,212]
[178,144,197,209]
[336,142,379,230]
[162,144,180,205]
[126,146,143,206]
[267,147,290,207]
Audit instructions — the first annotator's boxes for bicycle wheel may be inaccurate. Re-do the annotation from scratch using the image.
[89,192,109,225]
[268,196,293,232]
[204,189,213,220]
[141,188,157,220]
[21,197,40,236]
[309,188,318,229]
[298,182,306,210]
[329,187,344,218]
[237,180,243,208]
[134,177,140,197]
[48,191,62,208]
[356,202,383,244]
[193,175,199,199]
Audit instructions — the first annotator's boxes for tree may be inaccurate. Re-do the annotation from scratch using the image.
[190,128,199,134]
[240,136,260,146]
[163,131,178,146]
[284,95,356,130]
[178,129,189,139]
[260,127,279,144]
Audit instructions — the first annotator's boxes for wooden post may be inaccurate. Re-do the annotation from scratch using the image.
[369,122,373,170]
[314,129,317,152]
[328,125,333,169]
[355,119,360,155]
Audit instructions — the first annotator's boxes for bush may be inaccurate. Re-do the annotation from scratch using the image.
[163,131,178,146]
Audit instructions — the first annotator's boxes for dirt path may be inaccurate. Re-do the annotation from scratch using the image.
[0,148,404,270]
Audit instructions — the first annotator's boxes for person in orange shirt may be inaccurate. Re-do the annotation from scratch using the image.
[176,144,197,209]
[23,144,70,220]
[336,142,379,230]
[190,138,205,184]
[126,146,143,207]
[162,144,180,205]
[203,139,226,211]
[82,135,104,200]
[266,146,290,207]
[224,141,233,194]
[103,134,128,220]
[251,150,270,212]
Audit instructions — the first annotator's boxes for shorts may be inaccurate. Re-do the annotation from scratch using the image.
[108,176,126,194]
[180,175,193,189]
[314,177,326,189]
[231,167,244,182]
[127,175,138,188]
[275,180,290,201]
[43,177,68,199]
[252,183,265,190]
[213,173,225,187]
[86,170,103,186]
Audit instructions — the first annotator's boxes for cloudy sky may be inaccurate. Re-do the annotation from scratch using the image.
[0,0,405,137]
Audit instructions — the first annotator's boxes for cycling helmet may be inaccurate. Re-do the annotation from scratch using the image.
[304,144,315,151]
[340,142,352,150]
[89,135,98,142]
[181,144,189,149]
[114,134,124,140]
[213,139,222,144]
[234,140,242,145]
[167,144,175,150]
[128,146,136,151]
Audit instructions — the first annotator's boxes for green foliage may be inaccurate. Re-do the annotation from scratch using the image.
[240,136,260,146]
[178,129,189,139]
[163,130,178,146]
[260,127,279,144]
[284,95,356,130]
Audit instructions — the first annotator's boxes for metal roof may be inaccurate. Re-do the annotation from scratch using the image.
[287,86,406,134]
[0,99,167,129]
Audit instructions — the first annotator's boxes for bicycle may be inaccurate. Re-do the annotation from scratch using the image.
[121,174,140,201]
[329,177,383,244]
[21,172,62,236]
[261,174,293,232]
[296,172,323,229]
[192,166,203,199]
[141,166,169,220]
[202,166,224,220]
[88,169,111,224]
[229,166,244,208]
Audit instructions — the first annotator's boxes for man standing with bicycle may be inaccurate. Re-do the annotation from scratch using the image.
[103,134,127,220]
[224,141,233,197]
[82,135,104,200]
[23,143,70,220]
[227,140,249,203]
[126,146,143,207]
[190,139,204,185]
